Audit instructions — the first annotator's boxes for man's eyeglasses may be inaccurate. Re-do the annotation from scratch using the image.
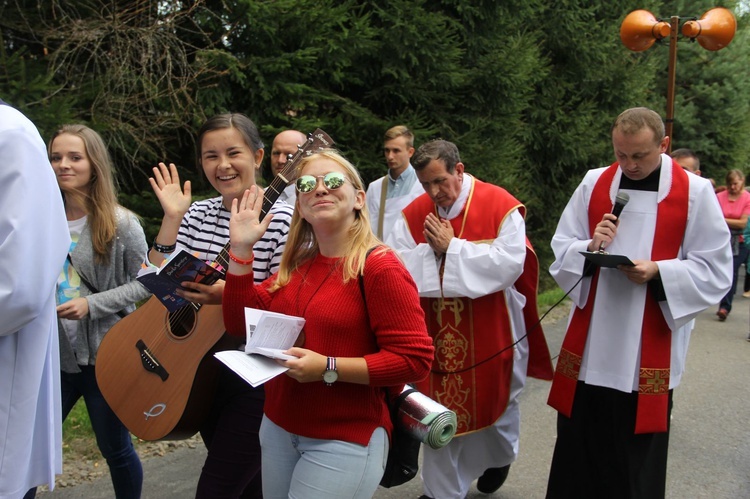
[295,172,349,193]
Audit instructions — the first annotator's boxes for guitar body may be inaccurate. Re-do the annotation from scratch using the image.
[96,296,232,440]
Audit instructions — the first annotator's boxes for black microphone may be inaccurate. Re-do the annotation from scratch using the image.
[611,191,630,220]
[598,192,630,252]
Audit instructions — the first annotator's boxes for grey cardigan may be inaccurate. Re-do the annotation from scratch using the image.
[58,207,151,373]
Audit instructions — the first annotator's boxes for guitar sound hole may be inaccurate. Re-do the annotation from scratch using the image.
[167,306,197,338]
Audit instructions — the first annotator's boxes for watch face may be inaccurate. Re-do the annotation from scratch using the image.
[323,370,338,384]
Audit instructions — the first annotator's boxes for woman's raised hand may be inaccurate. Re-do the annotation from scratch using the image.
[229,186,273,254]
[149,162,191,220]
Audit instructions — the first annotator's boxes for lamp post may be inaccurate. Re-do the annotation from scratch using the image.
[620,7,736,153]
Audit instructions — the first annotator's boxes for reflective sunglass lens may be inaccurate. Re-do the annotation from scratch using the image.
[324,172,346,189]
[295,176,317,193]
[295,172,348,193]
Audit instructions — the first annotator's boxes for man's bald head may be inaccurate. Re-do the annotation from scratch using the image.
[271,130,307,176]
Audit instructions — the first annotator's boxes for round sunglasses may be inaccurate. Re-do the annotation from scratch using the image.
[295,171,349,193]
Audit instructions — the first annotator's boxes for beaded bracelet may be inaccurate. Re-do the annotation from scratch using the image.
[228,249,254,266]
[152,240,177,254]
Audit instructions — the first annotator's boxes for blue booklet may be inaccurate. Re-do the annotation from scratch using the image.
[137,248,225,312]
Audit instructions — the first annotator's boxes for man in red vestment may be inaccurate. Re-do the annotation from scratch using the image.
[387,139,552,499]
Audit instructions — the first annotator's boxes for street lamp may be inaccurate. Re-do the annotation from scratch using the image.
[620,7,736,152]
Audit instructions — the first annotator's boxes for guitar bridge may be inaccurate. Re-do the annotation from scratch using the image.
[136,340,169,381]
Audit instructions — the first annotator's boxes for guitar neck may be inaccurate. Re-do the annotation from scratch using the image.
[215,187,278,272]
[262,177,290,216]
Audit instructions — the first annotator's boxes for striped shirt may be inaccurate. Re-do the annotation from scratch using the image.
[177,196,293,283]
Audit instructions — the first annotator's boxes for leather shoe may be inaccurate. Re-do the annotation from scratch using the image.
[717,308,728,321]
[476,464,511,493]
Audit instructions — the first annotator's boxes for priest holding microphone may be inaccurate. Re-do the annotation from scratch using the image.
[546,107,732,498]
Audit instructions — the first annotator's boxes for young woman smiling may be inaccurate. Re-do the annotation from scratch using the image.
[47,124,150,499]
[148,113,293,498]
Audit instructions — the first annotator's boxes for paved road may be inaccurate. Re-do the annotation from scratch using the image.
[41,294,750,498]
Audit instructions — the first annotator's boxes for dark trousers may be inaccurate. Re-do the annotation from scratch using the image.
[195,366,264,499]
[721,242,749,312]
[744,248,750,292]
[546,382,673,499]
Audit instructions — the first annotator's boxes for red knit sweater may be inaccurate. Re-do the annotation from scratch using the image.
[223,250,434,445]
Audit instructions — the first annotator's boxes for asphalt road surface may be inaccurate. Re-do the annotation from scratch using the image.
[40,292,750,498]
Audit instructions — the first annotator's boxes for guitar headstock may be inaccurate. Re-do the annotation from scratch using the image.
[264,129,334,212]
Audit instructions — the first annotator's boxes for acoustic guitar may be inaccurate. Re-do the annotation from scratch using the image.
[96,129,334,440]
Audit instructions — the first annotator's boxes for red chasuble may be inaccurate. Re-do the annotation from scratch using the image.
[403,177,552,435]
[547,162,688,433]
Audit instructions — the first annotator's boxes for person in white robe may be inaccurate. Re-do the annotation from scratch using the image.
[387,139,548,499]
[366,125,423,241]
[546,107,732,498]
[0,101,70,498]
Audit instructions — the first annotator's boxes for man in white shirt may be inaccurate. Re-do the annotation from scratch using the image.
[0,100,70,498]
[269,129,307,205]
[365,125,423,240]
[546,107,732,498]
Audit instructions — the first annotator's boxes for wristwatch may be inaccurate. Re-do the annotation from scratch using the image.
[323,357,338,386]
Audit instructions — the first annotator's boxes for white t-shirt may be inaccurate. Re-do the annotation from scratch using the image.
[57,215,87,347]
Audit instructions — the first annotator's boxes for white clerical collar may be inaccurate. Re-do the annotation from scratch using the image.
[436,173,472,220]
[613,154,674,204]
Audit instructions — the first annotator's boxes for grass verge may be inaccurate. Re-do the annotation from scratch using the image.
[538,287,570,314]
[62,400,100,459]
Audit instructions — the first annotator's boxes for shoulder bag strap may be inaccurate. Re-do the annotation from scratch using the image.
[65,254,127,318]
[377,178,388,240]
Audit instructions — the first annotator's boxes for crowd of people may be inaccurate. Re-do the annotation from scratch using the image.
[0,100,737,499]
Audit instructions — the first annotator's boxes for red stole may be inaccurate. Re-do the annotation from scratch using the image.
[547,162,689,434]
[403,177,552,434]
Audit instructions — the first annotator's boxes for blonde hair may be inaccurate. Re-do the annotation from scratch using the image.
[270,150,384,291]
[48,124,120,263]
[384,125,414,148]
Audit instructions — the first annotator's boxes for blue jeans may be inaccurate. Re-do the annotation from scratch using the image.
[259,415,387,499]
[62,365,143,499]
[720,242,750,313]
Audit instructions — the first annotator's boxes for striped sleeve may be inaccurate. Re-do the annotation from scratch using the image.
[176,196,293,283]
[251,202,293,283]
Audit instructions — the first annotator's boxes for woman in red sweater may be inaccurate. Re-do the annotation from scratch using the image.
[222,149,434,498]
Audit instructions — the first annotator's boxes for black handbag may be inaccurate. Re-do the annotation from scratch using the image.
[379,386,421,488]
[357,247,421,488]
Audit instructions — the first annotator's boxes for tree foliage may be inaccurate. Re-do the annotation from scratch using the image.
[657,0,750,182]
[2,0,750,286]
[1,0,224,188]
